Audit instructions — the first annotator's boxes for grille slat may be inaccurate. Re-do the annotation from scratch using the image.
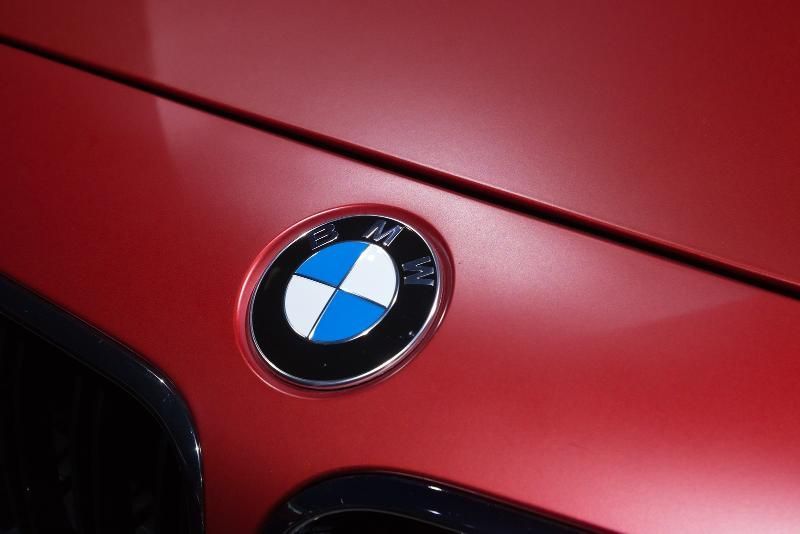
[0,313,194,534]
[0,320,26,530]
[15,332,72,533]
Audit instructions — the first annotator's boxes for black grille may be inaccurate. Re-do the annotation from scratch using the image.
[264,473,588,533]
[0,313,194,533]
[293,511,454,533]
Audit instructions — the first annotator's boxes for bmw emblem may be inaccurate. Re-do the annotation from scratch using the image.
[249,214,444,389]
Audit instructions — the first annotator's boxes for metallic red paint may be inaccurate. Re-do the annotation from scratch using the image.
[1,1,799,291]
[3,46,800,532]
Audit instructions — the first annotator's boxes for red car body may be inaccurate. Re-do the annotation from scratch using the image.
[2,3,799,532]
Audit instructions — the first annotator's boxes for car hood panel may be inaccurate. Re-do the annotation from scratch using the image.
[1,1,799,287]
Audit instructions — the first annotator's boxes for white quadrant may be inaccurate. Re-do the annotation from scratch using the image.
[339,244,398,307]
[284,275,336,337]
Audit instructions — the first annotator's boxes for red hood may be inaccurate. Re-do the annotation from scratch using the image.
[2,1,798,290]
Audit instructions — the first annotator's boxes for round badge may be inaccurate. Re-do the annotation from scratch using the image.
[249,215,442,388]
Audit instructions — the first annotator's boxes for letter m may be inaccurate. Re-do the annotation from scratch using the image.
[362,219,404,246]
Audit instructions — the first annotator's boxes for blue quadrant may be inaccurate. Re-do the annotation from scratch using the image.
[294,241,368,286]
[311,290,387,343]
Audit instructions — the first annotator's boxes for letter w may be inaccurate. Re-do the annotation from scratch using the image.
[402,256,436,286]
